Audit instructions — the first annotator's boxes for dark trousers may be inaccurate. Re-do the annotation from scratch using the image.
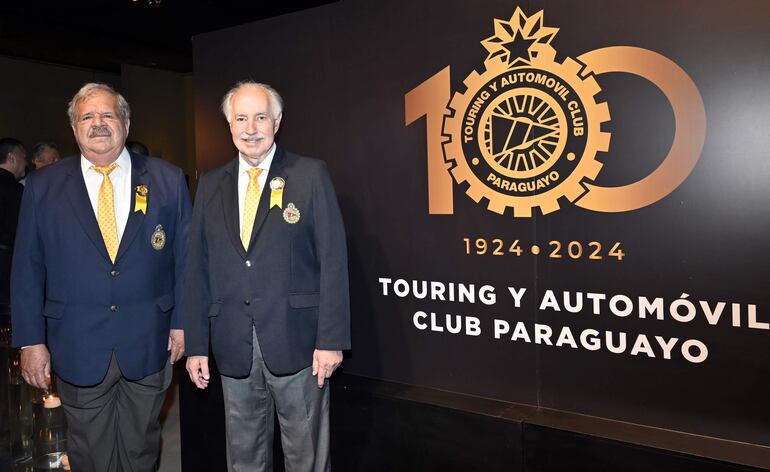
[56,354,172,472]
[220,328,330,472]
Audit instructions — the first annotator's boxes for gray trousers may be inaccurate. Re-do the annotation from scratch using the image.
[220,328,330,472]
[56,354,172,472]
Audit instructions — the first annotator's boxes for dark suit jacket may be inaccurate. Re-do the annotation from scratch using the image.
[11,153,191,386]
[184,148,350,377]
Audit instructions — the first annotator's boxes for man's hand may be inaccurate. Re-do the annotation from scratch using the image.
[21,344,51,390]
[312,349,342,388]
[186,356,210,389]
[168,329,185,364]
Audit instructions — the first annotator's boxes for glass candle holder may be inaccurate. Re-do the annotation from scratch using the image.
[8,349,33,466]
[32,393,67,470]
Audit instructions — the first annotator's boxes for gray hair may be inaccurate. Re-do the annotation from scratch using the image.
[31,141,59,162]
[67,83,131,126]
[221,81,283,123]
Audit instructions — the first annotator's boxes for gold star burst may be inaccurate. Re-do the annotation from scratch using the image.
[481,7,559,66]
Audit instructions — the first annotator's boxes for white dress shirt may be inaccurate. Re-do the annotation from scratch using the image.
[237,144,276,233]
[81,148,132,241]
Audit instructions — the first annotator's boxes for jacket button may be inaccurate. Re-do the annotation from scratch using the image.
[245,260,252,267]
[110,269,119,277]
[243,299,251,306]
[110,304,118,312]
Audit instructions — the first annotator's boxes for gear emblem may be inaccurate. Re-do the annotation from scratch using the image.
[442,7,611,216]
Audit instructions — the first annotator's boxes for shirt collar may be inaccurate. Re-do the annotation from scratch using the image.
[81,147,131,175]
[238,143,276,176]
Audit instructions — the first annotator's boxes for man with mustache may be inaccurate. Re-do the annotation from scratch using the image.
[184,81,350,471]
[11,83,191,472]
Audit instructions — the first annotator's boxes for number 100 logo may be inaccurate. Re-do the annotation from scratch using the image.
[405,7,706,217]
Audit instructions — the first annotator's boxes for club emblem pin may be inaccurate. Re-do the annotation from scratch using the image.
[134,184,149,214]
[270,177,285,191]
[151,224,166,250]
[282,203,300,224]
[270,177,285,209]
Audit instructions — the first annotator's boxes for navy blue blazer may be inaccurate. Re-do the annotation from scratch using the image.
[184,148,350,377]
[11,152,191,386]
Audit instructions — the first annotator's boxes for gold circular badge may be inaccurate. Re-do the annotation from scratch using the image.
[270,177,285,191]
[442,8,611,217]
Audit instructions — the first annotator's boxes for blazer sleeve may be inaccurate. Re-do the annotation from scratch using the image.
[171,168,192,329]
[183,175,212,356]
[312,161,351,351]
[10,176,46,347]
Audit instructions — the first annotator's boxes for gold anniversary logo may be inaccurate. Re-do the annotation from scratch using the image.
[405,7,706,217]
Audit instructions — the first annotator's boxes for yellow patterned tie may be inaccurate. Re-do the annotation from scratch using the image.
[91,163,119,262]
[241,167,263,250]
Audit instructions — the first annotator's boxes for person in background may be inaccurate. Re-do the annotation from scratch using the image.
[126,140,150,156]
[0,138,26,304]
[31,141,60,169]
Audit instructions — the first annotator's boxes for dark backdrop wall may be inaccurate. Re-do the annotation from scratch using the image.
[0,55,119,156]
[192,0,770,449]
[0,56,194,174]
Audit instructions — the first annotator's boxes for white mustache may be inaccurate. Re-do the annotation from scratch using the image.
[239,134,262,143]
[89,125,112,138]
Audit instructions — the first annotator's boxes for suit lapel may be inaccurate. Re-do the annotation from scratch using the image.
[64,157,111,262]
[221,158,247,259]
[247,147,288,251]
[115,152,148,262]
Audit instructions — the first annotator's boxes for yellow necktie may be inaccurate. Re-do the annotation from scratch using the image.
[91,163,119,262]
[241,167,263,250]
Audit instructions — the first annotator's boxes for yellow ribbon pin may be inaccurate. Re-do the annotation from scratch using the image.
[269,177,285,209]
[135,184,148,214]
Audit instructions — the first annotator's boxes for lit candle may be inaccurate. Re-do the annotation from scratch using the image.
[43,394,62,408]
